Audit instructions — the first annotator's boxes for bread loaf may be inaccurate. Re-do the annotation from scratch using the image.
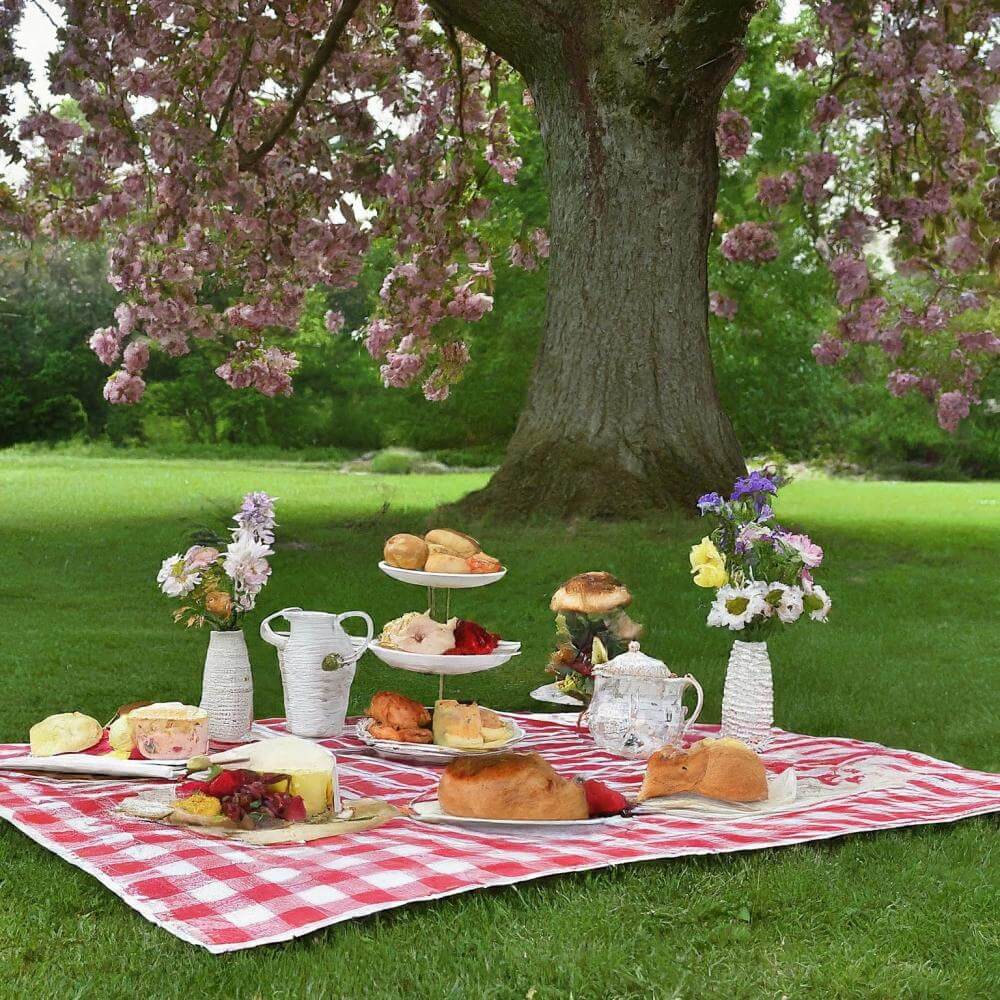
[384,533,429,570]
[438,751,588,820]
[424,528,480,557]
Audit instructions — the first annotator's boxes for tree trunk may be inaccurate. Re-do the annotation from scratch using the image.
[436,1,756,518]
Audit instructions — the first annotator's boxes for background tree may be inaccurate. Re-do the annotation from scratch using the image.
[2,1,996,515]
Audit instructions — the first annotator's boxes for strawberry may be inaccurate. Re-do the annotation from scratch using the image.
[446,619,500,655]
[206,768,250,798]
[580,778,630,817]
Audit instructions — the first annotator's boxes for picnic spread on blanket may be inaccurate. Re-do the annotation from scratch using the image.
[3,490,999,952]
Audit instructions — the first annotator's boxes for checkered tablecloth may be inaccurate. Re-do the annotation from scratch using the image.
[1,714,997,953]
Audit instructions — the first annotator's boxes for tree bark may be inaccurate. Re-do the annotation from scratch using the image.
[435,1,757,518]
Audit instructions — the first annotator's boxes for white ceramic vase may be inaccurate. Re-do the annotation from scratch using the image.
[199,629,254,743]
[720,639,773,751]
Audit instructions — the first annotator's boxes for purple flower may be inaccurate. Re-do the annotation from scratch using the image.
[730,471,778,503]
[696,492,724,515]
[709,292,738,320]
[716,110,752,160]
[234,492,277,543]
[720,222,779,265]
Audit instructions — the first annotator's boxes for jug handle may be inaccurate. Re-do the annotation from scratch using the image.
[335,611,374,661]
[682,674,704,731]
[260,607,298,651]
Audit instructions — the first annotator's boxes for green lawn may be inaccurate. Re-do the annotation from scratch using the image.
[1,451,998,998]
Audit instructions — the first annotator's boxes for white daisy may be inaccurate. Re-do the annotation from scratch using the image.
[764,582,804,624]
[803,583,832,622]
[156,554,201,597]
[707,584,768,631]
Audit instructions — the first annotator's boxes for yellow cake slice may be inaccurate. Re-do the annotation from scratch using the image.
[433,700,484,748]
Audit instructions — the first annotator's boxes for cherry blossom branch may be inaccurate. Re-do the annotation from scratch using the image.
[238,0,365,170]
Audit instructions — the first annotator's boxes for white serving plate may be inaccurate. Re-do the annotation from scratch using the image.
[355,717,526,764]
[378,561,507,589]
[409,799,626,831]
[529,682,585,707]
[367,639,520,675]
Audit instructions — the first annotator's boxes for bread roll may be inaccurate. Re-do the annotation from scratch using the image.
[637,738,768,803]
[550,572,632,614]
[438,751,588,820]
[384,533,428,570]
[424,546,471,574]
[467,552,502,574]
[424,528,480,557]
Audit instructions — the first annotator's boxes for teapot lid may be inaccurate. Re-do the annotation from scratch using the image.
[592,641,675,680]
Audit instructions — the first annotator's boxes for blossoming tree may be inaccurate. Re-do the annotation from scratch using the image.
[2,1,996,516]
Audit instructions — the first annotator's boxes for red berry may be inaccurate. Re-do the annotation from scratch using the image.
[581,779,630,817]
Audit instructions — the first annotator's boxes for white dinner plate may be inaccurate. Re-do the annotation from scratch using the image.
[367,640,520,675]
[378,561,507,589]
[409,799,627,831]
[355,717,525,763]
[529,682,586,707]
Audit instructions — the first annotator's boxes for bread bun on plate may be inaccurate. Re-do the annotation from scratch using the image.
[438,751,588,820]
[424,546,472,574]
[424,528,480,557]
[637,738,768,804]
[367,691,431,731]
[384,533,428,570]
[550,572,632,615]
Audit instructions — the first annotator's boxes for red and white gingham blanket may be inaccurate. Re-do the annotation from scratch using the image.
[1,714,997,953]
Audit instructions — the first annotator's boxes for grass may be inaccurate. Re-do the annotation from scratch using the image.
[0,451,997,998]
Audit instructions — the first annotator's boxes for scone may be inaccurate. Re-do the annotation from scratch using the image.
[637,738,768,803]
[384,533,429,570]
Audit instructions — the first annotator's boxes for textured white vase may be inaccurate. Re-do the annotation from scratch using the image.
[199,629,254,743]
[720,639,773,751]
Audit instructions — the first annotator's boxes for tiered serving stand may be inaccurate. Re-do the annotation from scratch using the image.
[369,561,520,702]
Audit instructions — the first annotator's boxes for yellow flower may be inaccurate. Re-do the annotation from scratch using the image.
[689,537,728,589]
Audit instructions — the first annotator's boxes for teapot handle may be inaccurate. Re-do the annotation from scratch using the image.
[260,607,299,651]
[335,611,374,663]
[682,675,704,731]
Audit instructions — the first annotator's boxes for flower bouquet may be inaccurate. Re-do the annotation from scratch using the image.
[156,493,278,741]
[690,470,832,748]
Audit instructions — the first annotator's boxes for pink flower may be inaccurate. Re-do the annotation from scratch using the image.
[778,532,824,568]
[184,545,220,570]
[937,391,971,433]
[720,222,779,265]
[828,254,869,306]
[887,370,920,397]
[716,110,752,160]
[792,39,818,70]
[324,310,345,333]
[757,173,796,208]
[89,327,122,366]
[812,95,844,129]
[709,292,738,320]
[812,336,847,365]
[103,371,145,405]
[800,153,838,204]
[123,340,150,374]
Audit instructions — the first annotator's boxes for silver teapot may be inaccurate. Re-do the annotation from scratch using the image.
[586,641,703,759]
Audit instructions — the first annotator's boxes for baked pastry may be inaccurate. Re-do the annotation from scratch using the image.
[424,546,473,574]
[550,572,632,614]
[432,700,511,749]
[384,533,429,570]
[29,712,104,757]
[467,552,502,573]
[367,691,431,730]
[637,738,768,804]
[424,528,480,557]
[369,722,434,744]
[438,751,588,820]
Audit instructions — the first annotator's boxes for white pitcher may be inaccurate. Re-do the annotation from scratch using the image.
[260,608,373,738]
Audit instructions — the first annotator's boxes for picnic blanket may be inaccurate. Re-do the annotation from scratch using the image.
[0,714,997,953]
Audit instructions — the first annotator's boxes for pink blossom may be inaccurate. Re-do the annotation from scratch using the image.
[839,297,887,343]
[828,254,869,306]
[720,222,779,265]
[936,391,971,433]
[364,319,398,359]
[709,292,738,320]
[792,39,818,70]
[887,370,920,397]
[324,310,345,334]
[531,228,550,258]
[380,351,423,388]
[122,340,150,374]
[812,95,844,130]
[89,327,122,366]
[812,336,848,365]
[716,110,752,160]
[800,153,838,204]
[103,371,145,405]
[508,242,537,271]
[957,331,1000,354]
[945,223,980,272]
[184,545,220,570]
[778,532,824,568]
[757,172,796,208]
